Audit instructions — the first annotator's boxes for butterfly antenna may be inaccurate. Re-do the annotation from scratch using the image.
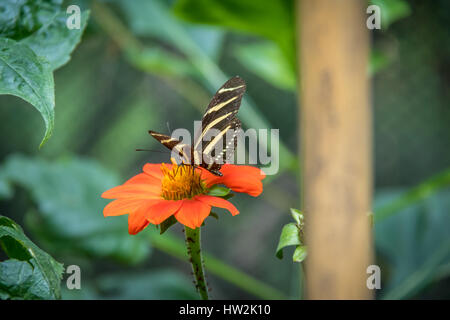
[135,148,171,154]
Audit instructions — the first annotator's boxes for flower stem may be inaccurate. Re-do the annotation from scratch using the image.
[149,230,287,299]
[185,226,209,300]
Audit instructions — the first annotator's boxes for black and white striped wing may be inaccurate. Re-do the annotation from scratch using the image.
[201,76,246,129]
[193,76,246,161]
[202,117,241,166]
[148,130,192,164]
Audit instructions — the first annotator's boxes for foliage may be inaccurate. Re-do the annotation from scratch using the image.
[173,0,296,68]
[0,154,286,299]
[0,215,64,300]
[172,0,412,90]
[0,0,89,147]
[0,154,150,264]
[370,0,411,29]
[62,270,198,300]
[276,208,306,263]
[0,38,55,148]
[0,0,62,40]
[234,41,296,91]
[207,185,231,197]
[374,184,450,299]
[374,168,450,223]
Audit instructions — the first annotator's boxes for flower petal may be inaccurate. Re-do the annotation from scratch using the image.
[128,211,150,235]
[143,163,172,180]
[141,199,184,225]
[102,184,161,199]
[203,164,265,196]
[174,199,211,229]
[196,195,239,216]
[103,198,159,217]
[198,168,222,188]
[124,173,160,186]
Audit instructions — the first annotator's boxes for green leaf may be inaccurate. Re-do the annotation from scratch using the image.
[275,223,301,260]
[207,185,231,197]
[290,208,304,226]
[21,10,90,70]
[222,193,235,200]
[172,0,296,67]
[115,0,225,61]
[0,154,150,264]
[0,38,55,147]
[0,2,89,146]
[276,209,306,262]
[0,0,62,40]
[0,215,64,300]
[126,46,196,77]
[293,245,307,263]
[370,0,411,29]
[234,41,296,91]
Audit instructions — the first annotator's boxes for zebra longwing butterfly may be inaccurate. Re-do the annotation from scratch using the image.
[149,76,246,176]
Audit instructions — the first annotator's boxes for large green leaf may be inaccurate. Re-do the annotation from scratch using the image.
[0,0,62,40]
[21,10,90,70]
[0,38,54,147]
[173,0,295,67]
[0,215,64,300]
[0,1,89,147]
[0,155,150,264]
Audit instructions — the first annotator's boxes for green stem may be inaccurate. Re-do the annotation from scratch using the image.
[148,230,287,300]
[185,226,209,300]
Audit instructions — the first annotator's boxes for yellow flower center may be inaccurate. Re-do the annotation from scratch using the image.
[161,160,206,200]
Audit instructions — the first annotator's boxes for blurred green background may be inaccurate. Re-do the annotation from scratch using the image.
[0,0,449,299]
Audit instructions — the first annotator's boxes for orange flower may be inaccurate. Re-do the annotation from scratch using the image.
[101,162,266,234]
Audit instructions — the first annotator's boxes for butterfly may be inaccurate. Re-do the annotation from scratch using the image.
[149,76,246,176]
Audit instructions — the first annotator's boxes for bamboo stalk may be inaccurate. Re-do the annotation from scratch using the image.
[298,0,373,299]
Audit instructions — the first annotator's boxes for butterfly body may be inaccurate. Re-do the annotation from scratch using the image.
[149,76,246,176]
